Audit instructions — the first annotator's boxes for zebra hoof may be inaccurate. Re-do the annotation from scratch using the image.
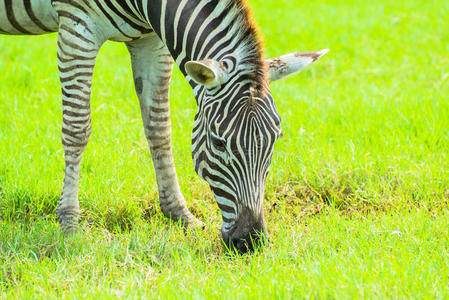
[177,211,204,232]
[186,216,205,231]
[56,208,80,236]
[60,222,79,236]
[163,206,205,231]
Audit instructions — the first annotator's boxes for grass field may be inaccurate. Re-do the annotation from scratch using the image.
[1,0,449,298]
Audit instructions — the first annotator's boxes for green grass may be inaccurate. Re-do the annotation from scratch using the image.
[1,0,448,298]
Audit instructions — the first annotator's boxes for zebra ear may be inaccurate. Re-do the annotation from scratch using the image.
[185,60,229,88]
[267,49,329,82]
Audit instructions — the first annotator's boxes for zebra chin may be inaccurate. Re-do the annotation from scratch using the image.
[220,206,269,254]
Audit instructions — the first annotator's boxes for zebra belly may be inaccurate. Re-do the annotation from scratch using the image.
[94,10,154,42]
[0,0,58,35]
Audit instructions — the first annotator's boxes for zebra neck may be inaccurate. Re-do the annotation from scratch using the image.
[142,0,266,85]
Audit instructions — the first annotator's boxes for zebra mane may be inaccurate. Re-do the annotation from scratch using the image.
[226,0,268,98]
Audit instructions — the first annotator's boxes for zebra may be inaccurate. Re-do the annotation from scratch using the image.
[1,0,327,253]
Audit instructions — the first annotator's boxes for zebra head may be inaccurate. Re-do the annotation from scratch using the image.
[186,49,328,253]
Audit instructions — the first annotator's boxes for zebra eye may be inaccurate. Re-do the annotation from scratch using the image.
[210,134,227,153]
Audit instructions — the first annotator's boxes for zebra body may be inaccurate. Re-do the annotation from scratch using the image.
[0,0,57,34]
[1,0,327,252]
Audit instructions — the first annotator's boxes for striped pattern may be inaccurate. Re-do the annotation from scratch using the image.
[150,0,280,252]
[1,0,327,252]
[0,0,57,34]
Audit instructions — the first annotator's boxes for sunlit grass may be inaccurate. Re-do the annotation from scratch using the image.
[1,0,448,298]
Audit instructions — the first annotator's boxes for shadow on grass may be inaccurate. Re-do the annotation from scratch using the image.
[0,187,58,221]
[266,178,449,218]
[0,186,201,235]
[2,176,448,238]
[0,186,146,233]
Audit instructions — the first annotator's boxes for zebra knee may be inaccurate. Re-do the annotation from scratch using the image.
[61,121,92,153]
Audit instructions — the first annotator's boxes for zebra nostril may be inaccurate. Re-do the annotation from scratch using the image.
[239,240,252,253]
[229,238,250,253]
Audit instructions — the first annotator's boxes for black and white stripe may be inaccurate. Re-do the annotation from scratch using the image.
[0,0,57,34]
[1,0,327,252]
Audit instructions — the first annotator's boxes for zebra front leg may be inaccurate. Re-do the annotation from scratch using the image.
[55,20,103,234]
[126,36,203,229]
